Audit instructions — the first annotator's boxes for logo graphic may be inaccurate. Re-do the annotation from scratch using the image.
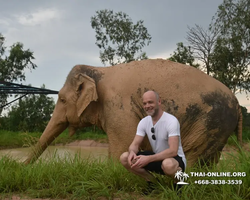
[175,170,189,185]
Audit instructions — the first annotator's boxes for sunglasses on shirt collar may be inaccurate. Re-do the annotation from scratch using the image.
[151,127,156,140]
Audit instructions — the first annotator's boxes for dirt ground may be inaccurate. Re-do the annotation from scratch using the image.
[58,139,109,148]
[221,142,250,156]
[3,140,250,200]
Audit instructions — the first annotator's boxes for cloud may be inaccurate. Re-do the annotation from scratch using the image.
[17,8,61,26]
[149,50,174,60]
[0,18,10,26]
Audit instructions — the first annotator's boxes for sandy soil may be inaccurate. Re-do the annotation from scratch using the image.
[57,139,109,148]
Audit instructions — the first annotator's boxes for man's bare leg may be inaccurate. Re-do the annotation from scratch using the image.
[161,158,182,179]
[120,152,156,182]
[161,158,183,192]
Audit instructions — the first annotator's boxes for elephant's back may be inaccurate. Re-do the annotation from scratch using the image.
[101,58,238,114]
[104,59,239,135]
[103,59,235,102]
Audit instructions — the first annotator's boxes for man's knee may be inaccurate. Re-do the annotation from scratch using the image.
[120,152,129,165]
[161,158,179,175]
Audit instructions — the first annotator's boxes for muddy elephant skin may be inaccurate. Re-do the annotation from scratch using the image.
[25,59,242,167]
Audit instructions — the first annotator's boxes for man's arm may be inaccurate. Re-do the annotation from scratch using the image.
[127,135,144,166]
[148,136,179,162]
[129,135,144,154]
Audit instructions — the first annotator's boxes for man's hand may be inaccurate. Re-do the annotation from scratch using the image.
[131,157,138,164]
[131,155,150,169]
[128,151,137,166]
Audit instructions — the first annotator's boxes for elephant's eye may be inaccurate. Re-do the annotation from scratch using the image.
[60,98,66,104]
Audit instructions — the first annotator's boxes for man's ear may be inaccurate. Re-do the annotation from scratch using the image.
[158,98,162,106]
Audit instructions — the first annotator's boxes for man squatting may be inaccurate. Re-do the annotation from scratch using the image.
[120,90,186,194]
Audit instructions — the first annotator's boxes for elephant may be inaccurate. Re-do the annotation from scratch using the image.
[24,59,242,167]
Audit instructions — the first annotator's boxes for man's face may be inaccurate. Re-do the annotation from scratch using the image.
[142,92,160,117]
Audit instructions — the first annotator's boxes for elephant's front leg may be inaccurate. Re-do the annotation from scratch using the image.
[105,117,139,159]
[107,129,135,160]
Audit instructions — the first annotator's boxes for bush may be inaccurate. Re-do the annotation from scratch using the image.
[1,92,55,132]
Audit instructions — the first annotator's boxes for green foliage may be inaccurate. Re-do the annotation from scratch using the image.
[2,87,55,132]
[242,128,250,141]
[241,106,250,129]
[168,42,199,68]
[1,42,37,82]
[91,9,151,66]
[210,0,250,94]
[211,36,250,93]
[0,33,37,111]
[240,106,250,141]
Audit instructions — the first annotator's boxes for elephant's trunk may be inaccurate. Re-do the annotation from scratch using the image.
[24,118,68,164]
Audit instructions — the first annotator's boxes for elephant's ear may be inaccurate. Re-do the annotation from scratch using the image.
[75,73,98,117]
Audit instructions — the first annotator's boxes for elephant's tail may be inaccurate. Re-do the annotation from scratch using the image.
[236,104,243,146]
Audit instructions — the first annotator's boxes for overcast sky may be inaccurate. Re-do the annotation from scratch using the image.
[1,0,249,111]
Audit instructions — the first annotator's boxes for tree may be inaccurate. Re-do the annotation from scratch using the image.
[186,24,219,74]
[168,42,199,68]
[210,0,250,94]
[91,9,151,66]
[209,36,250,93]
[0,33,37,113]
[2,85,55,132]
[240,106,250,140]
[184,0,250,95]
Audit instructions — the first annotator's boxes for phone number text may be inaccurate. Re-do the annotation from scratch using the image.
[194,180,242,185]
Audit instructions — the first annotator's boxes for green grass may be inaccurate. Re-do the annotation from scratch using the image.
[0,130,249,199]
[0,155,145,199]
[242,127,250,141]
[0,127,108,149]
[0,139,250,199]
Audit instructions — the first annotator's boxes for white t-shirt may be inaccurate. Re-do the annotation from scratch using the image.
[136,112,186,167]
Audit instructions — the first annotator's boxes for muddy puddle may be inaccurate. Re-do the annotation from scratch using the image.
[0,145,108,162]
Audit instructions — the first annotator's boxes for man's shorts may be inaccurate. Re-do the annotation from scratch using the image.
[137,151,185,175]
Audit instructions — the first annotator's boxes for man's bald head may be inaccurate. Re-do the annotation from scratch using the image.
[142,90,162,118]
[143,90,159,101]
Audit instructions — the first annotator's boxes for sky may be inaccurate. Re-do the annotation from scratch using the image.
[1,0,250,112]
